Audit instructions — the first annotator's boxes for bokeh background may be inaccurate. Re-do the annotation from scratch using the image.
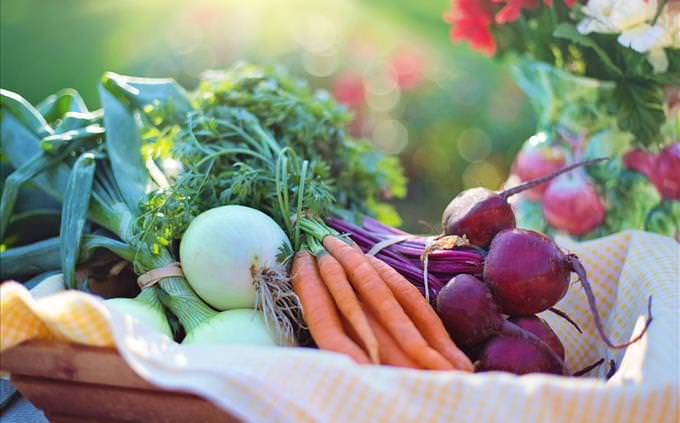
[0,0,536,231]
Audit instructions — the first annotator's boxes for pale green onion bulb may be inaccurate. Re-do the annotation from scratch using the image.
[182,309,280,346]
[106,290,172,338]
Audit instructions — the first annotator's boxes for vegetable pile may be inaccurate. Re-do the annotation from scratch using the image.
[1,63,652,378]
[329,160,654,375]
[1,64,405,348]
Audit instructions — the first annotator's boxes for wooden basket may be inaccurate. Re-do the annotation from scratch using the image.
[0,340,240,423]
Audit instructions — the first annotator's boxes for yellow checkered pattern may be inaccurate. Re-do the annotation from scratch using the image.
[1,282,114,351]
[0,230,677,423]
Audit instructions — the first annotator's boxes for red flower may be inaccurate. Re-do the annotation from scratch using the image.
[494,0,538,23]
[444,0,497,56]
[494,0,578,24]
[445,0,578,55]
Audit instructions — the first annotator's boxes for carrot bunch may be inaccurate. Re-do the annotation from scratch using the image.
[292,219,473,371]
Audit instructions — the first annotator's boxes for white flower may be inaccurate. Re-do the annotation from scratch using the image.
[617,24,665,52]
[643,3,680,73]
[577,0,658,34]
[577,0,679,73]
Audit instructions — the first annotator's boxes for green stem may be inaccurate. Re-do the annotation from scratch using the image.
[135,287,165,313]
[214,118,273,158]
[252,125,283,156]
[293,160,309,251]
[158,276,217,334]
[195,148,271,167]
[275,149,294,238]
[305,236,326,257]
[299,217,337,244]
[139,247,217,335]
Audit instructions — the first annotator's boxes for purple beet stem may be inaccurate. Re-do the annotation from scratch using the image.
[326,217,484,297]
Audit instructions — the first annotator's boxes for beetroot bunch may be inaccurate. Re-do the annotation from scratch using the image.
[436,159,653,375]
[331,159,653,376]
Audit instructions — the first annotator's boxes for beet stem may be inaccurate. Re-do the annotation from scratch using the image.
[572,358,605,377]
[500,157,608,200]
[548,307,583,334]
[567,254,653,349]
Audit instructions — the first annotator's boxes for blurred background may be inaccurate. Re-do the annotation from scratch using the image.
[0,0,535,232]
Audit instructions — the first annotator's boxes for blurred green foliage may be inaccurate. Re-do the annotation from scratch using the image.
[1,0,535,232]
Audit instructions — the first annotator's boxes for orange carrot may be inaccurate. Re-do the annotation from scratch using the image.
[363,307,420,369]
[368,255,474,372]
[342,310,418,369]
[317,253,380,364]
[292,251,370,364]
[323,236,453,371]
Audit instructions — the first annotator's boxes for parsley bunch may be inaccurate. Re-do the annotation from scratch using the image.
[135,64,406,255]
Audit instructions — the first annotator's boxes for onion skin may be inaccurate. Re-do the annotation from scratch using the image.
[182,309,279,346]
[542,171,605,236]
[483,229,570,316]
[106,297,173,338]
[180,205,290,311]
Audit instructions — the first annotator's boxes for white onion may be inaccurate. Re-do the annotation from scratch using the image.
[182,309,280,346]
[106,297,173,338]
[180,205,300,344]
[180,205,290,310]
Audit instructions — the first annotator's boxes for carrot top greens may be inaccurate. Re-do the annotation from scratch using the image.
[134,64,406,255]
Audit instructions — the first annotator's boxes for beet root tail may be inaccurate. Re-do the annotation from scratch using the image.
[549,307,583,334]
[567,254,653,349]
[572,358,605,377]
[500,157,608,200]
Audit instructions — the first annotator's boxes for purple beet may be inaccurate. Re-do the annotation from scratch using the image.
[476,335,566,375]
[484,228,570,315]
[442,158,606,247]
[435,274,503,347]
[509,315,565,361]
[484,228,653,349]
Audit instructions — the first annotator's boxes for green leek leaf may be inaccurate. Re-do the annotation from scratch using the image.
[60,153,96,289]
[36,88,88,125]
[98,80,148,213]
[0,89,52,138]
[0,233,135,280]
